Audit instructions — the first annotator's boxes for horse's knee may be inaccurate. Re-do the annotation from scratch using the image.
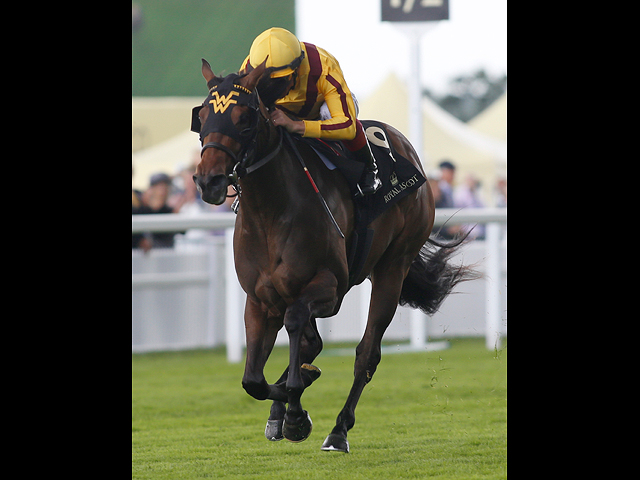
[305,334,323,359]
[284,301,309,335]
[302,323,323,358]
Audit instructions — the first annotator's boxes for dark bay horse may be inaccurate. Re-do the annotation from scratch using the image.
[192,59,478,453]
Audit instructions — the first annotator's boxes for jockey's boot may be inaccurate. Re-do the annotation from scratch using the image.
[353,139,382,196]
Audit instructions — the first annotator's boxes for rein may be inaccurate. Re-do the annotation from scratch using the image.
[237,128,283,178]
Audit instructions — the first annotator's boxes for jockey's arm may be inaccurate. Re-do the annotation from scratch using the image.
[270,109,305,134]
[301,69,357,141]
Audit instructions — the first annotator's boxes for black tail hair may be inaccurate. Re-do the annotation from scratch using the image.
[399,231,482,315]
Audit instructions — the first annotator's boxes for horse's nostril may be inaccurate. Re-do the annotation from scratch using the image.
[193,175,204,193]
[196,174,229,205]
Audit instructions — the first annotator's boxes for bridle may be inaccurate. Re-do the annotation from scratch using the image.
[191,70,343,237]
[191,73,282,191]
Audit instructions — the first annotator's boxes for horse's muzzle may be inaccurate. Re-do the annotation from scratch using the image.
[193,173,229,205]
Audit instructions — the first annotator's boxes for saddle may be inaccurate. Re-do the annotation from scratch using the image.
[295,120,426,287]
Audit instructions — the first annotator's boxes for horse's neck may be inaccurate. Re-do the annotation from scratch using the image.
[239,128,297,219]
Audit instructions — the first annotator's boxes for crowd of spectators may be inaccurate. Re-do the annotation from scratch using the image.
[132,154,233,252]
[427,159,506,241]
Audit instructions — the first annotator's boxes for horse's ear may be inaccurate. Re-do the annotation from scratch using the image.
[201,58,215,83]
[243,58,268,91]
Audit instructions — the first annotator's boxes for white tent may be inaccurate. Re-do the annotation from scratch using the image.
[132,97,202,152]
[468,92,507,142]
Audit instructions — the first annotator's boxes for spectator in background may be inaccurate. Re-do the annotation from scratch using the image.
[143,173,174,214]
[454,173,484,209]
[169,163,215,248]
[132,163,152,252]
[135,172,185,249]
[431,160,457,240]
[438,160,456,209]
[428,169,452,240]
[495,176,507,207]
[169,165,206,215]
[454,173,485,240]
[427,169,444,208]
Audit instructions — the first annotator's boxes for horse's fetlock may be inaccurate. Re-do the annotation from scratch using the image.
[242,378,269,400]
[286,380,304,397]
[335,409,356,433]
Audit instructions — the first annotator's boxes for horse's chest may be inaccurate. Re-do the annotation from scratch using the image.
[236,224,321,317]
[253,262,307,318]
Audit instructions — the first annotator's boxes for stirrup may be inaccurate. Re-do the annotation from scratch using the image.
[355,171,381,197]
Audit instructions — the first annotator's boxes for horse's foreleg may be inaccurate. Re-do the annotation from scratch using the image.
[266,318,324,441]
[322,262,408,453]
[241,294,325,441]
[241,296,284,401]
[282,269,337,442]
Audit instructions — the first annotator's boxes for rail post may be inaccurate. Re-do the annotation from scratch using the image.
[225,227,243,363]
[485,222,502,350]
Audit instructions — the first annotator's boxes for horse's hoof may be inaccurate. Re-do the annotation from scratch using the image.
[265,419,284,441]
[321,433,350,453]
[301,363,321,383]
[282,411,313,443]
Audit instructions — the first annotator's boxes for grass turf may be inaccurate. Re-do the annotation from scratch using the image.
[132,338,506,479]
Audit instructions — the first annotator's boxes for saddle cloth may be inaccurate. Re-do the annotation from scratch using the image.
[295,120,426,286]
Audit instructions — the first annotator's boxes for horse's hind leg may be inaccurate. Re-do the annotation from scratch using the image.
[281,269,338,442]
[322,260,410,453]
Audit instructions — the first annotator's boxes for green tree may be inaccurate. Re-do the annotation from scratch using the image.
[424,69,507,122]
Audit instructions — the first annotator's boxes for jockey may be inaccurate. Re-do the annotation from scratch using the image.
[240,27,382,196]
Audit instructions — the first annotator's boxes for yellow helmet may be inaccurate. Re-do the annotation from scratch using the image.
[249,27,303,78]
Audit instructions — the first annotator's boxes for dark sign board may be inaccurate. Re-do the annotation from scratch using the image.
[381,0,449,22]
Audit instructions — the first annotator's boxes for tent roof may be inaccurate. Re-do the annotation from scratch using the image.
[132,97,202,152]
[468,92,507,142]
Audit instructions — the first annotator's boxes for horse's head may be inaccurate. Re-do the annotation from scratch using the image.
[191,59,268,205]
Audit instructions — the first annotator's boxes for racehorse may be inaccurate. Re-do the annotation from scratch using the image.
[192,58,479,453]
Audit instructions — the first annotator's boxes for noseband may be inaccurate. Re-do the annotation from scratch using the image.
[200,141,239,163]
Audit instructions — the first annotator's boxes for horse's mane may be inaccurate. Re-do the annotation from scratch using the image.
[240,64,290,109]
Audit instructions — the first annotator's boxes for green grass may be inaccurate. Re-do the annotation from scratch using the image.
[132,338,506,479]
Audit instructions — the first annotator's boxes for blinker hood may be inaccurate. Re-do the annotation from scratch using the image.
[190,74,259,144]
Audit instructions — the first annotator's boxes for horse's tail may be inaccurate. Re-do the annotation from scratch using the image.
[399,231,482,315]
